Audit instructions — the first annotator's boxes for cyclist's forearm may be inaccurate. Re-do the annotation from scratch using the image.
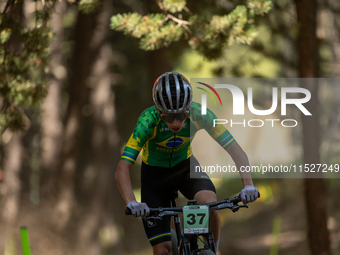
[234,155,254,186]
[115,160,136,204]
[240,172,254,186]
[226,142,254,187]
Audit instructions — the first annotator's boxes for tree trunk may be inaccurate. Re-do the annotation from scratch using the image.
[300,83,331,255]
[53,9,98,232]
[147,49,173,104]
[295,0,331,254]
[40,0,66,203]
[0,1,25,251]
[0,133,23,250]
[70,0,123,253]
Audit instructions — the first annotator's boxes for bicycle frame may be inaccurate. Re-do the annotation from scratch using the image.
[170,193,216,254]
[171,192,182,247]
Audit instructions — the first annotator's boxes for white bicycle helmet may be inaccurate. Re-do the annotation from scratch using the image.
[152,72,192,114]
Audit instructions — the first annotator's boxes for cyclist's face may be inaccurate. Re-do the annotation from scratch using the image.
[163,117,187,133]
[156,108,189,133]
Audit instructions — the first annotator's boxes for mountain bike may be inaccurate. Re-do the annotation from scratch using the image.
[126,192,257,255]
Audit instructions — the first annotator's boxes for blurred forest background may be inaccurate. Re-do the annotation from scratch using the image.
[0,0,340,254]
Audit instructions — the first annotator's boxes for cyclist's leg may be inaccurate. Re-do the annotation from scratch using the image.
[141,162,175,254]
[152,241,172,255]
[194,190,221,242]
[178,156,221,248]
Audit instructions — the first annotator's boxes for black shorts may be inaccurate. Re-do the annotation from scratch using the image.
[141,156,216,246]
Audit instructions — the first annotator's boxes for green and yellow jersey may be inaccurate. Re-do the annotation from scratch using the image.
[121,102,235,168]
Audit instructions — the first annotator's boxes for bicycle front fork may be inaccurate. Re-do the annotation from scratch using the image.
[183,233,216,254]
[171,194,182,247]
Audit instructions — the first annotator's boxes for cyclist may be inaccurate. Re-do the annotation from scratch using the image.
[115,72,259,255]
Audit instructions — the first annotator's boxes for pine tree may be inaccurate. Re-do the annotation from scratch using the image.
[110,0,272,59]
[0,0,101,134]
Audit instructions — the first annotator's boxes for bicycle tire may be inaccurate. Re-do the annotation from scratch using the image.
[171,228,180,255]
[195,250,215,255]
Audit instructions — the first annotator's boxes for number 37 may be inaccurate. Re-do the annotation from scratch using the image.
[186,213,206,225]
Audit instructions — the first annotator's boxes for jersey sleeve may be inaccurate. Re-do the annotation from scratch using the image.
[191,102,235,150]
[120,108,159,164]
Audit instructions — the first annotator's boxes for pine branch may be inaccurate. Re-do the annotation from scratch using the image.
[110,0,272,58]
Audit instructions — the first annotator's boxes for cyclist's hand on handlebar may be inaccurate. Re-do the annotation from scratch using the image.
[127,201,150,218]
[240,185,259,204]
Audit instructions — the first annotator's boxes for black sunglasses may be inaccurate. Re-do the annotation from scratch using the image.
[161,111,189,122]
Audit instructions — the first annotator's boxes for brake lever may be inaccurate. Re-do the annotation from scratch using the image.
[239,204,248,208]
[231,204,248,212]
[145,211,179,221]
[213,202,233,210]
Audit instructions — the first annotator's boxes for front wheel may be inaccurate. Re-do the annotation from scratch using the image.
[195,250,215,255]
[171,228,179,255]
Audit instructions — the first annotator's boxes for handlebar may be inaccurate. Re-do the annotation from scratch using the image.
[125,193,260,216]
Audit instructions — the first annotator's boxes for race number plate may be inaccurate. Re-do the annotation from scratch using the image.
[183,205,209,234]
